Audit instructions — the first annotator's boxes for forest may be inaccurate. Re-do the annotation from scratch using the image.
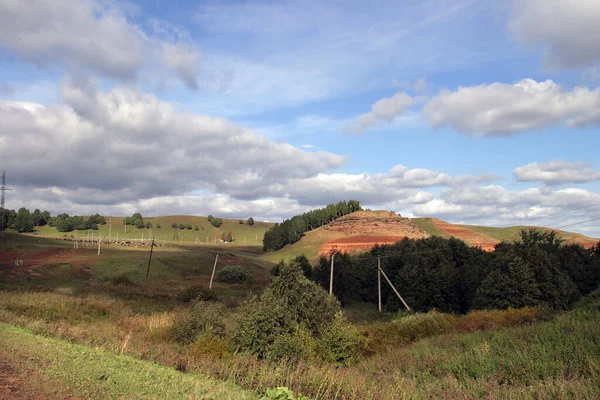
[311,229,600,313]
[262,200,361,251]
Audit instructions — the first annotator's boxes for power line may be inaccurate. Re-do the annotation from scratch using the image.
[554,216,600,230]
[498,201,600,228]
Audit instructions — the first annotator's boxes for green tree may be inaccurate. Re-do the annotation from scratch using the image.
[234,260,341,359]
[221,232,233,242]
[193,225,199,231]
[13,208,34,233]
[247,217,255,226]
[156,223,161,229]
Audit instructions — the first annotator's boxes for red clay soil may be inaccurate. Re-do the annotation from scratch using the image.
[320,235,407,255]
[431,219,499,251]
[0,248,86,279]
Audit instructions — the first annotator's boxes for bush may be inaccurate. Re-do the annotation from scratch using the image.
[177,284,217,303]
[266,326,317,363]
[234,260,341,359]
[317,311,362,366]
[156,223,161,228]
[190,327,230,359]
[109,274,135,286]
[171,222,178,228]
[193,225,199,231]
[171,300,225,344]
[216,266,249,284]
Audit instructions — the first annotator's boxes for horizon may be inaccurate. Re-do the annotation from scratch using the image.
[1,0,599,236]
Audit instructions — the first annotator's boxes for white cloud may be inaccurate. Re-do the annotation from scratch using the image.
[0,81,346,208]
[510,0,600,70]
[0,0,201,89]
[343,92,413,134]
[423,79,600,136]
[514,161,600,185]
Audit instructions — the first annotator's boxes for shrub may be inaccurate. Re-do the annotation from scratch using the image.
[171,300,225,344]
[453,307,540,332]
[156,223,161,228]
[171,222,178,228]
[178,223,185,230]
[177,284,217,303]
[193,225,199,231]
[190,327,230,359]
[216,266,249,284]
[234,260,341,359]
[109,274,134,286]
[317,311,362,366]
[267,326,317,363]
[247,217,254,226]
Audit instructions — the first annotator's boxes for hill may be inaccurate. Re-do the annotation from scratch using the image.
[26,215,274,246]
[261,211,598,262]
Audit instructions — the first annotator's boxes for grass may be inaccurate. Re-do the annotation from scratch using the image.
[0,323,256,399]
[25,215,273,246]
[2,232,599,399]
[410,217,452,238]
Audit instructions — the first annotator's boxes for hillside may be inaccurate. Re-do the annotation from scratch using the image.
[261,211,599,262]
[27,215,274,246]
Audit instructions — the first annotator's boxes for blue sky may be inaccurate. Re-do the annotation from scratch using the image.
[1,0,600,236]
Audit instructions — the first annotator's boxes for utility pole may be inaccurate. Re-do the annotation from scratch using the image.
[97,235,101,256]
[146,239,155,278]
[109,216,112,241]
[379,267,410,311]
[209,253,219,290]
[378,256,382,312]
[329,253,335,295]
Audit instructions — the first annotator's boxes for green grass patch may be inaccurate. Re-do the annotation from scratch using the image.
[0,323,256,399]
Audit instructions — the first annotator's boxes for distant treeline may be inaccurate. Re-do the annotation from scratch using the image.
[263,200,362,251]
[0,208,51,233]
[311,230,600,313]
[49,213,106,232]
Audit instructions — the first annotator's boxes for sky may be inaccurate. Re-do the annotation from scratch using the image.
[1,0,600,236]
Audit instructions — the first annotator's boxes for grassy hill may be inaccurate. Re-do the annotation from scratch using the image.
[27,215,274,246]
[262,211,599,263]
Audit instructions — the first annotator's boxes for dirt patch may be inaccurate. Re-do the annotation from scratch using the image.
[321,211,428,238]
[320,235,407,255]
[431,219,499,251]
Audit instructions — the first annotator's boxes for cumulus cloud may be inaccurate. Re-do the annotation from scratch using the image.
[514,161,600,185]
[0,81,346,208]
[343,92,413,134]
[412,185,600,235]
[510,0,600,70]
[423,79,600,136]
[0,0,200,89]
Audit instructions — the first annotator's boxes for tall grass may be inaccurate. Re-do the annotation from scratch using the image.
[2,289,598,399]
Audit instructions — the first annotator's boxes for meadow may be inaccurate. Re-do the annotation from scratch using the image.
[1,232,599,399]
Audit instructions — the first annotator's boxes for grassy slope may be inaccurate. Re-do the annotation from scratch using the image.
[29,215,273,245]
[0,323,255,400]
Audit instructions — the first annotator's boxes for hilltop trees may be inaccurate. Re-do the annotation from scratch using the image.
[13,208,34,233]
[208,215,223,228]
[247,217,254,226]
[263,200,361,251]
[1,207,51,231]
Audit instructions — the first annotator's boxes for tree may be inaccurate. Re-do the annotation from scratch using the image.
[247,217,255,226]
[234,260,341,359]
[171,222,178,229]
[193,225,199,231]
[221,232,233,242]
[179,223,185,230]
[156,223,161,229]
[13,208,34,233]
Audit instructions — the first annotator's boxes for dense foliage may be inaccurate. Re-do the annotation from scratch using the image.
[234,260,351,362]
[208,215,223,227]
[216,265,249,283]
[263,200,361,251]
[123,212,145,229]
[312,230,600,313]
[1,207,51,232]
[48,213,103,232]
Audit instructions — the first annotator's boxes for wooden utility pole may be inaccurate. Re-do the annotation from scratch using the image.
[379,267,410,311]
[146,239,155,278]
[329,253,335,295]
[378,256,382,312]
[109,217,112,240]
[97,236,101,256]
[209,253,219,290]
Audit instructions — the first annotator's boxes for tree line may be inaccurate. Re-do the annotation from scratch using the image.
[263,200,362,251]
[310,230,600,313]
[49,213,107,232]
[0,207,51,233]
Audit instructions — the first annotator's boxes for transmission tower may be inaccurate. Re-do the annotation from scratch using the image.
[1,171,13,244]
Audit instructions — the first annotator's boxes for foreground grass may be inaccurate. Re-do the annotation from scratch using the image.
[0,323,256,399]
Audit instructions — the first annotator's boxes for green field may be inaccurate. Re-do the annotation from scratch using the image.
[26,215,273,246]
